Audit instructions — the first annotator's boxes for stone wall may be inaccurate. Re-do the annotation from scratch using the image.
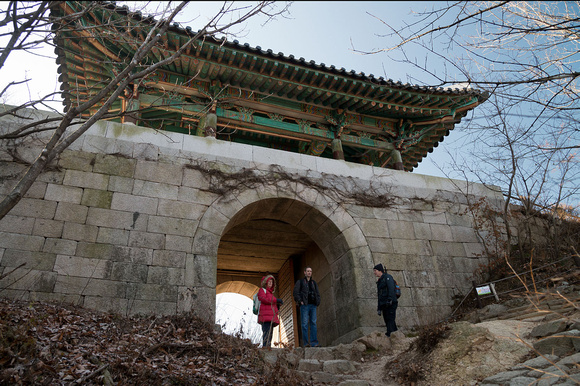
[0,110,505,345]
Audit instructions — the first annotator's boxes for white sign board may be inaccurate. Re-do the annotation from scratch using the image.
[476,285,492,295]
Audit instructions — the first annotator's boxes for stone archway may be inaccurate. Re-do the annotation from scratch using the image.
[192,192,375,346]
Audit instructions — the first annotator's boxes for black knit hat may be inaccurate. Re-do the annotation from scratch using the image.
[373,264,384,273]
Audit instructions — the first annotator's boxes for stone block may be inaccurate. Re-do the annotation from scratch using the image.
[54,202,89,223]
[322,359,356,374]
[356,218,389,238]
[75,242,115,260]
[157,199,205,220]
[110,192,158,215]
[63,169,109,190]
[83,296,129,315]
[165,235,193,253]
[108,176,134,193]
[181,167,211,190]
[530,320,568,338]
[127,299,176,316]
[177,186,217,206]
[392,239,431,255]
[62,222,99,242]
[152,250,186,268]
[147,266,184,285]
[533,331,578,357]
[451,225,479,242]
[96,227,130,245]
[339,225,369,250]
[127,282,178,302]
[134,159,182,185]
[482,371,530,384]
[0,232,45,251]
[432,255,456,274]
[374,253,412,271]
[111,262,148,283]
[388,220,415,240]
[431,241,466,257]
[10,197,57,219]
[343,245,374,270]
[408,270,438,289]
[81,188,113,208]
[54,255,113,279]
[1,249,56,271]
[298,359,322,372]
[109,245,153,265]
[58,150,95,172]
[86,207,135,229]
[132,180,178,200]
[85,278,128,298]
[412,222,432,240]
[411,199,434,211]
[33,218,64,238]
[133,142,159,161]
[396,210,424,222]
[186,254,217,287]
[430,223,454,242]
[37,169,65,185]
[148,215,198,237]
[43,238,77,255]
[24,181,48,199]
[366,237,394,254]
[177,285,215,316]
[463,242,485,258]
[0,269,56,292]
[446,212,473,227]
[128,230,165,250]
[0,215,34,234]
[93,154,136,177]
[53,275,90,295]
[83,134,134,158]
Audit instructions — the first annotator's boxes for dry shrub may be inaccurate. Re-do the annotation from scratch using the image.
[387,322,450,384]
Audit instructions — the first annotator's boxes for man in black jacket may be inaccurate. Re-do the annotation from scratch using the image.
[293,266,321,347]
[374,263,398,337]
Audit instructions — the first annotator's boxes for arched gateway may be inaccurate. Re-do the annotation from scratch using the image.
[209,197,370,347]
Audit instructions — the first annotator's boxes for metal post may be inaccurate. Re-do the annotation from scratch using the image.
[473,280,483,309]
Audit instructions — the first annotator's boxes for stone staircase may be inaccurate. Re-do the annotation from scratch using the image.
[260,331,408,385]
[476,290,580,323]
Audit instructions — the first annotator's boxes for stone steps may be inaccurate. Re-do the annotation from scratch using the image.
[260,331,405,385]
[483,296,580,322]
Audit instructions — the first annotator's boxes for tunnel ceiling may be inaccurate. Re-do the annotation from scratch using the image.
[217,219,314,275]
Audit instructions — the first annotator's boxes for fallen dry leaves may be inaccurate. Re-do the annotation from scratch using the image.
[0,298,307,385]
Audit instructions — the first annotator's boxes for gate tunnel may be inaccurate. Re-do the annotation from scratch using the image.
[213,197,360,347]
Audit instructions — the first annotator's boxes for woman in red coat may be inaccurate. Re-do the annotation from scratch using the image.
[257,274,283,348]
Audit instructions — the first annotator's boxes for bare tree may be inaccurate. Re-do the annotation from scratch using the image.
[360,1,579,257]
[0,1,287,220]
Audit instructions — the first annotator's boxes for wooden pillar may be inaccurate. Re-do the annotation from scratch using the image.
[331,138,344,160]
[203,103,217,137]
[391,149,404,171]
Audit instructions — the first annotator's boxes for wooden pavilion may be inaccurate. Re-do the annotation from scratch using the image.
[51,1,487,172]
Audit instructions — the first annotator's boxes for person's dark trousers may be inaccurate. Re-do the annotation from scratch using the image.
[300,304,318,347]
[382,303,398,337]
[261,321,273,348]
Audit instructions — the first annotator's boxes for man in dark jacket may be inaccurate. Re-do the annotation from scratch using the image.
[293,266,321,347]
[374,263,398,337]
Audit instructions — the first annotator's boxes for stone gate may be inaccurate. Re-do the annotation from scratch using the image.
[0,113,504,346]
